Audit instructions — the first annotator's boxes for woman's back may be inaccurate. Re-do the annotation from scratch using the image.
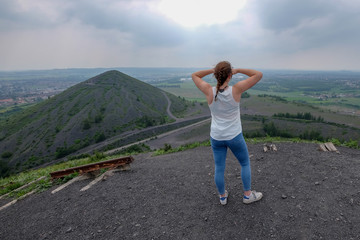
[209,86,242,140]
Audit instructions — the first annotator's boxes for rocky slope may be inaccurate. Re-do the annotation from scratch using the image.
[0,142,359,239]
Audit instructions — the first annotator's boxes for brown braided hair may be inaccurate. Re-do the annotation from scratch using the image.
[214,61,232,101]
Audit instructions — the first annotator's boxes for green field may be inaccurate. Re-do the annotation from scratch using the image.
[157,78,360,129]
[156,81,206,101]
[157,77,360,146]
[241,95,360,128]
[160,83,360,113]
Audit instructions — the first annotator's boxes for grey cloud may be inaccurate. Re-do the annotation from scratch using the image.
[64,0,186,47]
[294,11,360,49]
[0,0,67,29]
[255,0,332,32]
[1,0,359,70]
[0,0,39,29]
[0,0,187,47]
[253,0,360,52]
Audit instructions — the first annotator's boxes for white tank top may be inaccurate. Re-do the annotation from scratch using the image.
[208,86,242,140]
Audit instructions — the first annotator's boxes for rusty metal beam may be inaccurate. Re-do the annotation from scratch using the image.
[50,156,134,179]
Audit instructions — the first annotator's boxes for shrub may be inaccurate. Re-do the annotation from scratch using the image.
[114,143,151,156]
[329,138,342,146]
[55,126,61,133]
[82,119,91,130]
[90,151,105,161]
[242,92,250,98]
[0,160,10,178]
[263,121,294,138]
[163,143,172,152]
[68,153,91,160]
[55,146,71,159]
[94,114,103,123]
[95,132,106,143]
[244,131,264,138]
[344,139,359,149]
[1,151,13,159]
[299,130,324,141]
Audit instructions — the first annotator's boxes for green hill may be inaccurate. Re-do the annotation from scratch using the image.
[0,70,187,174]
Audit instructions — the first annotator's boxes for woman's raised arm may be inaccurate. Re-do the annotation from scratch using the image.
[232,68,263,101]
[191,69,214,104]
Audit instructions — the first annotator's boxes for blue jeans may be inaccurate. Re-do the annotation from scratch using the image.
[210,133,251,195]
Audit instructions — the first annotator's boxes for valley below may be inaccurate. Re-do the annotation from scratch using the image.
[1,68,360,177]
[0,68,360,239]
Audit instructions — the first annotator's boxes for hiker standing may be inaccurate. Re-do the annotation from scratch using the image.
[191,61,263,205]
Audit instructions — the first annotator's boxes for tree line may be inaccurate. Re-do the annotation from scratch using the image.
[273,112,324,122]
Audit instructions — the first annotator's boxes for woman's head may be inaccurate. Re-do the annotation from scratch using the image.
[214,61,232,101]
[214,61,232,85]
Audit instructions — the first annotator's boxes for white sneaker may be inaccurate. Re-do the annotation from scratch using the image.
[220,190,229,205]
[243,190,263,204]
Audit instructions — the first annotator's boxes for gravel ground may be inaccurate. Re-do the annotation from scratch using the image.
[0,142,360,240]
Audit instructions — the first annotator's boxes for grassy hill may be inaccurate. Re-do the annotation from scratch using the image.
[0,70,188,175]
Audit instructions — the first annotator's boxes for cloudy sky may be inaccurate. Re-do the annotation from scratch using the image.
[1,0,359,71]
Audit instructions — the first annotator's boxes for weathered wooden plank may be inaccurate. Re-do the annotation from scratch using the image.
[79,164,131,192]
[318,142,340,153]
[50,156,134,179]
[0,190,36,211]
[51,175,90,194]
[80,171,111,192]
[318,143,328,152]
[324,142,338,152]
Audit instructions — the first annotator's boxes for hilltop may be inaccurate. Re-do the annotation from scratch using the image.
[0,142,359,239]
[0,70,192,174]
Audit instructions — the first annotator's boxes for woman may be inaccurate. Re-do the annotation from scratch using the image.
[191,61,263,205]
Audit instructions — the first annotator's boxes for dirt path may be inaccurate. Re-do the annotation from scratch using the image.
[162,91,179,122]
[1,142,359,239]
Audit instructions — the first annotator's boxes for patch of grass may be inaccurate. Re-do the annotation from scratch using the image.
[0,150,135,199]
[245,136,313,144]
[111,143,151,156]
[52,172,79,186]
[328,138,360,149]
[153,141,211,156]
[8,182,39,198]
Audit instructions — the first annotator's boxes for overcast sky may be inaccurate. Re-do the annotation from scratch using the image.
[1,0,359,71]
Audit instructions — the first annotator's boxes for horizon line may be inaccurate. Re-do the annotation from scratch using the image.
[0,67,359,73]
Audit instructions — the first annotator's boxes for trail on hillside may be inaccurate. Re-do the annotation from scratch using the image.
[162,91,180,122]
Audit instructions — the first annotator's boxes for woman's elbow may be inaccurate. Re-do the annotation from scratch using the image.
[191,73,198,81]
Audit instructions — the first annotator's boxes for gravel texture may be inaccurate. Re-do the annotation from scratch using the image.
[0,142,360,240]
